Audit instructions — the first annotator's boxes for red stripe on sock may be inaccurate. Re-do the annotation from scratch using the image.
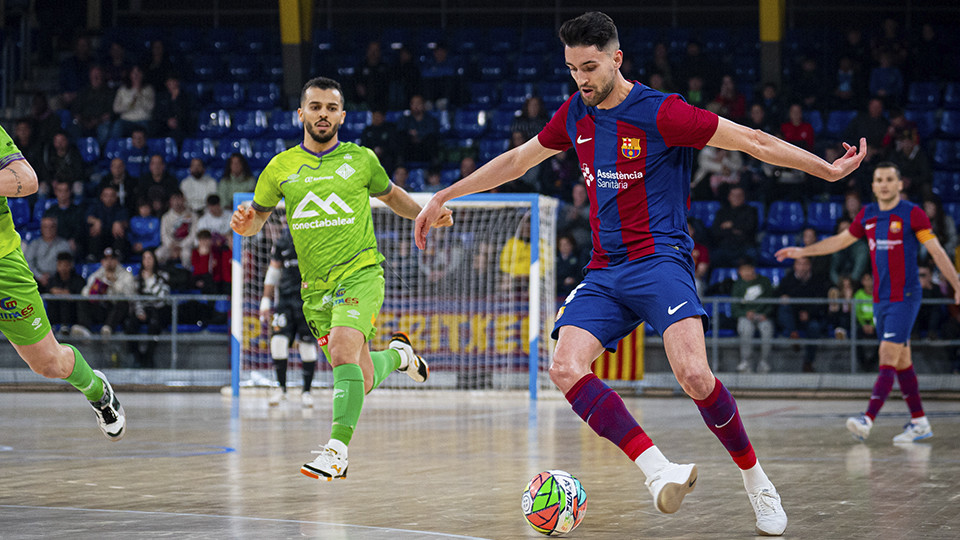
[911,411,925,419]
[692,377,722,408]
[730,444,757,470]
[564,373,599,402]
[619,426,654,461]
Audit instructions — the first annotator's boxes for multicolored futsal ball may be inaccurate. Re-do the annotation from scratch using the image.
[521,470,587,536]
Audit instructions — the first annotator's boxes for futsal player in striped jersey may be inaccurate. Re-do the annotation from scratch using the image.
[417,12,868,536]
[777,163,960,443]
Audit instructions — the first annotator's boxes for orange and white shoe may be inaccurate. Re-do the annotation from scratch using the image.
[390,332,429,383]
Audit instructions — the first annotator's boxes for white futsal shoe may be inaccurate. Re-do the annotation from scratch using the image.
[846,414,873,441]
[90,370,125,441]
[268,387,286,407]
[301,391,314,408]
[301,445,348,480]
[644,462,697,514]
[748,486,788,536]
[390,332,429,383]
[892,417,932,443]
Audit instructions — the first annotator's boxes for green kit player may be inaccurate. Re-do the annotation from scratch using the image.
[0,125,124,440]
[231,77,453,480]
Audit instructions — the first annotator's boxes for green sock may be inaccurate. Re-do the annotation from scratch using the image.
[368,349,401,393]
[330,363,365,446]
[62,344,104,402]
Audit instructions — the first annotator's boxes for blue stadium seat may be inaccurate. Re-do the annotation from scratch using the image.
[211,83,244,109]
[191,54,222,81]
[478,56,507,81]
[225,57,257,82]
[944,202,960,225]
[217,138,253,164]
[453,109,487,138]
[689,200,720,228]
[905,109,937,140]
[147,137,179,164]
[933,141,960,170]
[756,266,787,288]
[231,110,268,136]
[478,137,510,163]
[806,201,843,233]
[182,81,212,107]
[33,198,57,223]
[537,82,571,103]
[468,82,498,108]
[245,83,281,108]
[103,137,133,161]
[179,138,217,166]
[250,138,286,168]
[804,110,823,135]
[825,110,858,137]
[939,110,960,138]
[440,168,460,186]
[261,56,284,83]
[197,109,232,138]
[907,82,940,109]
[514,56,542,81]
[500,82,535,107]
[759,233,797,266]
[488,108,519,137]
[7,197,30,228]
[171,28,201,55]
[241,28,271,54]
[405,168,426,192]
[933,171,960,202]
[709,267,739,285]
[765,201,805,232]
[945,83,960,110]
[206,28,235,54]
[79,263,101,279]
[268,109,301,138]
[77,137,100,163]
[748,201,765,228]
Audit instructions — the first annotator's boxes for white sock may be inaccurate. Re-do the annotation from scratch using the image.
[913,416,929,426]
[634,446,670,478]
[326,438,348,458]
[741,462,773,493]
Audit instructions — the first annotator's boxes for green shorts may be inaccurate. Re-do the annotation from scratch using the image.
[301,264,385,346]
[0,247,52,346]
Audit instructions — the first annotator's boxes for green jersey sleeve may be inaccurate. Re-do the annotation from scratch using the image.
[364,147,391,197]
[252,156,284,212]
[0,125,24,168]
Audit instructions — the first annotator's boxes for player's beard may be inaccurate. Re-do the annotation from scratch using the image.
[580,75,616,107]
[305,120,339,144]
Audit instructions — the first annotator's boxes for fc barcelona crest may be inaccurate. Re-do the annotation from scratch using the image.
[890,220,902,233]
[621,137,642,159]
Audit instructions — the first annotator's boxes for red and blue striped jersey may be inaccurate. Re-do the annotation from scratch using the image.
[538,83,719,269]
[848,200,935,302]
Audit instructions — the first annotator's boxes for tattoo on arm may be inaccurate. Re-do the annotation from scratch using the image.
[11,168,22,196]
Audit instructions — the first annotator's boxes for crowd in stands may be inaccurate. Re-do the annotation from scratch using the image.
[3,18,959,370]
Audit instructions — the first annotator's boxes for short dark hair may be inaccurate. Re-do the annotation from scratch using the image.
[197,229,212,240]
[874,162,901,178]
[206,194,221,206]
[300,76,343,105]
[56,251,74,262]
[559,11,619,51]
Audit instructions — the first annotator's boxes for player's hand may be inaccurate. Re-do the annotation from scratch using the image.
[774,246,803,262]
[432,207,454,229]
[415,197,445,249]
[231,205,256,236]
[825,137,867,182]
[954,286,960,305]
[259,307,272,323]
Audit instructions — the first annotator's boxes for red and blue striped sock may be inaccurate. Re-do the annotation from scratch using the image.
[896,365,925,419]
[694,378,756,470]
[865,366,896,421]
[565,373,653,460]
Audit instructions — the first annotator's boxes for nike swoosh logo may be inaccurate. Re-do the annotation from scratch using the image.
[667,301,688,315]
[688,478,696,487]
[883,332,896,339]
[865,224,876,230]
[715,412,736,429]
[577,136,592,144]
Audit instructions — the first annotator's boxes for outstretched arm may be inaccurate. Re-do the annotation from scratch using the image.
[415,137,559,249]
[377,183,453,226]
[775,230,858,261]
[923,236,960,304]
[230,205,271,237]
[707,117,867,182]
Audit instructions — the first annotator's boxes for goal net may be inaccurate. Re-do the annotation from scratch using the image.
[231,192,558,397]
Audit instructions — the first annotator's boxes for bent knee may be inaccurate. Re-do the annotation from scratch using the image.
[549,358,588,393]
[676,368,716,400]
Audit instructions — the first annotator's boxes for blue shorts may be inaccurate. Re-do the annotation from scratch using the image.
[874,297,921,344]
[551,253,707,351]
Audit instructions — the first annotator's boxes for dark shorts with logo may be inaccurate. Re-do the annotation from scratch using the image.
[0,247,52,345]
[272,295,311,342]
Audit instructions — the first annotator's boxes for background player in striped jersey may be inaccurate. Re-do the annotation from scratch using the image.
[777,163,960,443]
[416,11,868,536]
[260,227,319,408]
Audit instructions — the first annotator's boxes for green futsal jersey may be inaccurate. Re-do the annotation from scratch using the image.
[0,126,24,259]
[252,141,392,288]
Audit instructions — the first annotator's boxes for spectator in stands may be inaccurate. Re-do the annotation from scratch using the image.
[12,119,44,171]
[840,190,862,223]
[556,234,582,300]
[801,227,831,281]
[48,251,86,337]
[732,258,775,373]
[688,219,711,297]
[647,72,668,93]
[40,131,84,188]
[791,57,823,111]
[125,127,151,178]
[128,198,161,256]
[868,52,903,104]
[829,218,869,286]
[844,98,889,149]
[894,134,933,200]
[745,103,775,135]
[179,158,217,214]
[103,41,131,90]
[506,131,542,193]
[881,109,919,154]
[422,168,443,193]
[73,65,115,145]
[137,154,178,210]
[914,263,944,340]
[422,43,462,109]
[143,40,173,90]
[78,247,135,336]
[683,75,707,108]
[827,275,856,339]
[360,110,399,174]
[839,28,870,75]
[558,182,591,258]
[757,83,785,125]
[498,215,532,292]
[58,36,94,107]
[692,146,743,198]
[157,190,195,267]
[944,289,960,374]
[218,153,256,209]
[779,103,815,153]
[152,73,193,144]
[418,227,463,285]
[99,157,138,217]
[131,249,170,368]
[397,94,440,164]
[710,74,746,121]
[110,65,155,139]
[776,256,829,372]
[44,179,87,257]
[646,42,676,92]
[853,272,878,370]
[831,55,863,110]
[911,24,946,82]
[511,96,549,142]
[355,41,390,112]
[194,194,231,246]
[391,165,409,189]
[710,186,758,267]
[24,216,72,292]
[920,195,957,263]
[86,184,129,260]
[678,40,714,95]
[542,149,580,201]
[458,156,477,181]
[190,229,231,294]
[28,92,60,146]
[389,46,422,111]
[872,18,908,67]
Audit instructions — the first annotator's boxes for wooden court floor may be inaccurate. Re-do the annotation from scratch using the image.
[1,389,959,539]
